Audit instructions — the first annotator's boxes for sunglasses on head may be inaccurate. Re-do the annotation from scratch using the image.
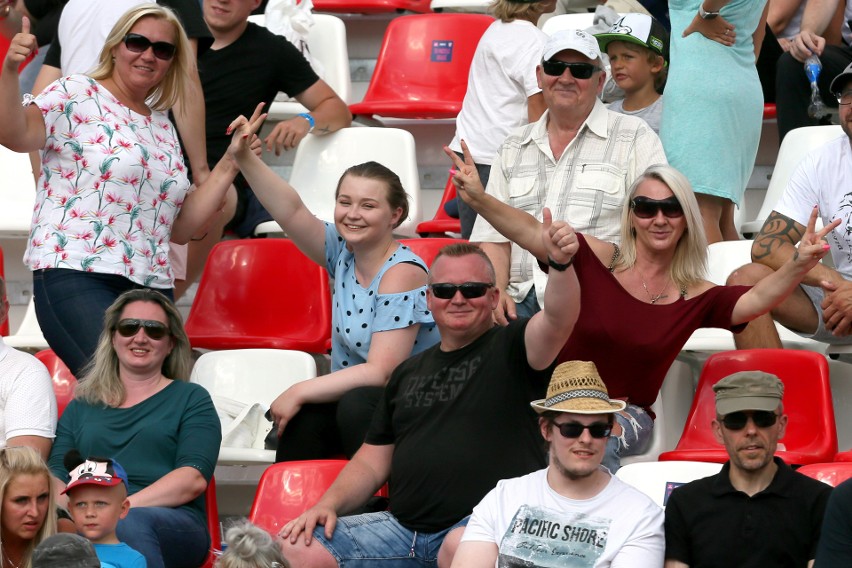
[123,33,177,61]
[719,410,780,431]
[630,195,684,219]
[541,60,601,79]
[430,282,493,300]
[552,421,613,439]
[116,318,170,340]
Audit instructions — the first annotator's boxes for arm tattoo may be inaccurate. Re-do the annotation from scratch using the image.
[753,211,804,262]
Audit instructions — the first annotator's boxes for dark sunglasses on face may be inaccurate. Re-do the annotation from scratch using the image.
[552,421,613,439]
[719,410,780,431]
[541,59,601,79]
[123,33,177,61]
[430,282,493,300]
[630,195,685,219]
[116,318,170,340]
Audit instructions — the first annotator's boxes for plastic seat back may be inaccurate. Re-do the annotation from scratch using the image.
[740,125,843,235]
[201,477,220,568]
[429,0,490,13]
[416,176,461,237]
[659,349,837,465]
[312,0,431,14]
[540,12,596,34]
[0,246,6,336]
[348,14,494,120]
[797,462,852,487]
[34,349,78,417]
[254,127,422,237]
[616,461,723,508]
[398,237,466,267]
[4,298,49,350]
[185,240,331,352]
[0,145,37,238]
[248,14,352,119]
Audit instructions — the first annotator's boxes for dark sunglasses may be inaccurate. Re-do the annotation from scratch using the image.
[630,196,684,219]
[552,421,613,439]
[123,33,177,61]
[541,60,601,79]
[116,318,170,340]
[430,282,493,300]
[719,410,780,431]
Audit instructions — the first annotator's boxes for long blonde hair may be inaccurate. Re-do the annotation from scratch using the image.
[0,447,57,568]
[75,289,192,407]
[215,521,290,568]
[615,164,708,291]
[88,4,194,112]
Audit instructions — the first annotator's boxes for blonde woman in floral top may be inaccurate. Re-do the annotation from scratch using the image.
[0,5,246,377]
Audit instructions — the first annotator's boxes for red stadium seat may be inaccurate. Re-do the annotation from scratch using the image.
[349,14,494,121]
[34,349,77,417]
[416,176,461,237]
[185,240,332,353]
[763,103,777,120]
[248,460,388,535]
[832,451,852,463]
[312,0,431,13]
[658,349,836,465]
[201,477,221,568]
[797,462,852,487]
[0,246,7,336]
[399,237,466,267]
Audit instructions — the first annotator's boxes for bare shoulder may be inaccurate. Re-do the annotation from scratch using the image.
[377,261,428,294]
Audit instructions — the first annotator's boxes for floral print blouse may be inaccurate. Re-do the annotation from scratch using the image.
[24,75,191,288]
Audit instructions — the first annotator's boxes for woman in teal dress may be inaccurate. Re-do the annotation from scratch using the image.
[661,0,769,243]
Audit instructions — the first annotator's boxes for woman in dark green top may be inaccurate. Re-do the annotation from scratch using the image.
[48,289,221,568]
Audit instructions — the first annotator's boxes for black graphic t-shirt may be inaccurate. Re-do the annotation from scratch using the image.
[366,319,552,532]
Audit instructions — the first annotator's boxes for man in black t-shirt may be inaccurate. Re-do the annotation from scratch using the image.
[172,0,352,298]
[279,220,581,567]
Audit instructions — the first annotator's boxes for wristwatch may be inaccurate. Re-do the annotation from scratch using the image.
[698,4,720,19]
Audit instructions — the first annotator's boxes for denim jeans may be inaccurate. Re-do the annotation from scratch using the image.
[33,269,173,378]
[313,511,469,567]
[603,404,654,473]
[115,506,209,568]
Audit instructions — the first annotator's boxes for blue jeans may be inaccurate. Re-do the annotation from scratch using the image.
[514,287,541,320]
[603,404,654,473]
[19,43,48,95]
[313,511,469,567]
[115,506,209,568]
[33,269,173,378]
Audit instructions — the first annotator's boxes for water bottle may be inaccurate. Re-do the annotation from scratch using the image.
[805,54,828,119]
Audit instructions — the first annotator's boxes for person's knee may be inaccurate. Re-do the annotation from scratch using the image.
[281,536,337,568]
[437,527,466,568]
[726,262,773,286]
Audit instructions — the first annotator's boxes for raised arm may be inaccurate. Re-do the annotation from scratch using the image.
[264,79,352,155]
[524,208,580,369]
[0,17,46,151]
[281,442,393,543]
[269,263,426,435]
[444,141,545,258]
[732,206,838,324]
[228,103,326,263]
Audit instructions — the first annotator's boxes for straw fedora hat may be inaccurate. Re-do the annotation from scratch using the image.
[530,361,626,415]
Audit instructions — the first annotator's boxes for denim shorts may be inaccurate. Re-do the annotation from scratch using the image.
[604,404,654,473]
[312,511,469,567]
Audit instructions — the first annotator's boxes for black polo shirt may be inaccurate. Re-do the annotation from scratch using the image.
[665,458,831,567]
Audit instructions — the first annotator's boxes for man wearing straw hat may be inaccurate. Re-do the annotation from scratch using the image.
[664,371,831,568]
[452,360,665,567]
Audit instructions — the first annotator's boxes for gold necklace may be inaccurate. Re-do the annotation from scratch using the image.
[636,266,671,304]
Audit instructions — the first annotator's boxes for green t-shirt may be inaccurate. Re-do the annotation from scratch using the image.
[49,380,221,524]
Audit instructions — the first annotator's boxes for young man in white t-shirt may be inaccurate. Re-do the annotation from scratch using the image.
[729,62,852,348]
[451,360,664,568]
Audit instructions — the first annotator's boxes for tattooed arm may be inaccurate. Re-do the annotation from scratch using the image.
[752,210,852,335]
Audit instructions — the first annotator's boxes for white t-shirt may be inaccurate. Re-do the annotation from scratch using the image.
[58,0,154,74]
[448,19,547,165]
[774,134,852,279]
[0,338,57,448]
[462,468,664,568]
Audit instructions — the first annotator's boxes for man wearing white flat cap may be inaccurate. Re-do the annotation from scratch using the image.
[451,360,664,568]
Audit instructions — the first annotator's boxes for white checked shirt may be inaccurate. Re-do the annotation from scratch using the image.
[470,100,668,306]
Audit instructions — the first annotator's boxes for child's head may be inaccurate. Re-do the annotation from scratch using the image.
[596,13,669,93]
[62,451,130,545]
[215,520,289,568]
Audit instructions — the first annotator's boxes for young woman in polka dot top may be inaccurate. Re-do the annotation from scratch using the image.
[228,115,438,459]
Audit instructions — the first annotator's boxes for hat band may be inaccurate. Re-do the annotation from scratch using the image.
[543,388,611,408]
